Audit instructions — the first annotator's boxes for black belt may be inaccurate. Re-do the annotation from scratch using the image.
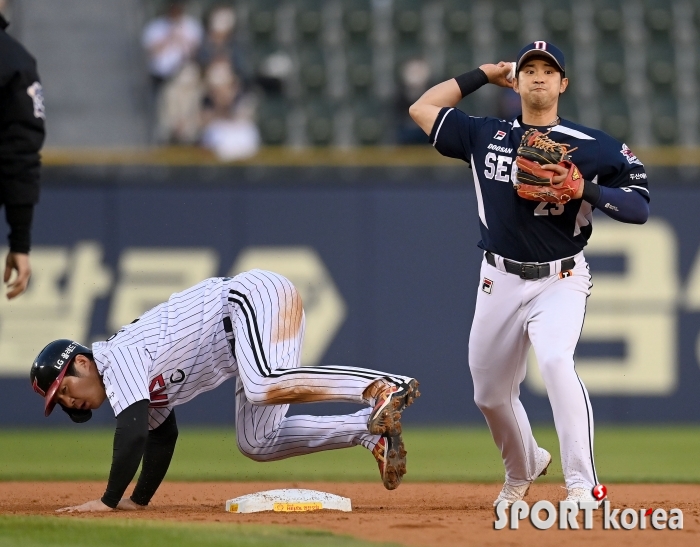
[485,251,575,280]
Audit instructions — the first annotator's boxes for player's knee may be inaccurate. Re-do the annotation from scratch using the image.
[241,449,273,463]
[236,439,275,462]
[240,383,270,405]
[472,375,511,410]
[244,390,267,405]
[536,352,573,380]
[473,392,509,414]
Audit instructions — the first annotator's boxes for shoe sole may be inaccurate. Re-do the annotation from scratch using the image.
[492,451,552,507]
[381,436,408,490]
[368,379,420,436]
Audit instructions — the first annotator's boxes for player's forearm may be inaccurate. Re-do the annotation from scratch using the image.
[101,399,150,509]
[409,78,463,135]
[130,410,179,506]
[410,67,493,135]
[582,182,649,224]
[5,204,33,254]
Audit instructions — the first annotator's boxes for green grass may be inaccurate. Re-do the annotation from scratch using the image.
[1,425,699,483]
[1,427,698,547]
[0,516,396,547]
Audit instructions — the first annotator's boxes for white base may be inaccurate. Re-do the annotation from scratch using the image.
[225,489,352,513]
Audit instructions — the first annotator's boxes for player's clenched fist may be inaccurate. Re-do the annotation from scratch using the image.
[478,62,515,88]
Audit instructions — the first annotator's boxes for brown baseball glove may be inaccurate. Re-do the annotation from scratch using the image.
[514,129,582,204]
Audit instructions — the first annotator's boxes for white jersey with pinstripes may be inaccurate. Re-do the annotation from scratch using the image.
[92,271,411,433]
[92,277,236,429]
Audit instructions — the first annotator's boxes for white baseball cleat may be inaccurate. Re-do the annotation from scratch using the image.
[565,487,603,508]
[493,447,552,507]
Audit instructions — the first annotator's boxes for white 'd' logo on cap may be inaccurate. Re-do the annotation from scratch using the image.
[534,41,547,50]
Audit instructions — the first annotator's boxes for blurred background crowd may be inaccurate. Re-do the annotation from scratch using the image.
[139,0,697,157]
[3,0,697,159]
[142,1,260,159]
[140,0,453,158]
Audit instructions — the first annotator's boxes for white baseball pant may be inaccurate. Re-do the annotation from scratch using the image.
[469,252,598,489]
[226,269,413,461]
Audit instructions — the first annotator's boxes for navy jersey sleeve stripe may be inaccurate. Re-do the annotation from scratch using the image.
[430,107,453,145]
[430,107,482,164]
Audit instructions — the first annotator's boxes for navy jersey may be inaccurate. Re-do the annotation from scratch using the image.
[430,108,650,262]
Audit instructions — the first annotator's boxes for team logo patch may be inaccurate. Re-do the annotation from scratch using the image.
[572,167,580,180]
[26,82,45,119]
[620,144,643,166]
[559,270,573,279]
[482,278,493,294]
[494,130,506,140]
[534,41,548,50]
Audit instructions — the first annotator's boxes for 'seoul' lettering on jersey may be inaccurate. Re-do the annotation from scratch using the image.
[484,152,516,183]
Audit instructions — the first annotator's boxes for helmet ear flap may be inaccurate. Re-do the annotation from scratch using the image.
[60,404,92,423]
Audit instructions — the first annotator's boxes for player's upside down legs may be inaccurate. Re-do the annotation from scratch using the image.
[227,270,420,489]
[233,378,417,491]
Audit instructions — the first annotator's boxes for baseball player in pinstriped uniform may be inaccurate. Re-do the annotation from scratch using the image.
[29,269,420,512]
[410,42,649,506]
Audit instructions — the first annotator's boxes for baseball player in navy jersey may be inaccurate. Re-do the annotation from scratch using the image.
[29,269,420,512]
[410,42,649,506]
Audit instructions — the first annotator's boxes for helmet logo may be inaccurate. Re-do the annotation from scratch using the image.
[55,343,78,369]
[32,378,46,397]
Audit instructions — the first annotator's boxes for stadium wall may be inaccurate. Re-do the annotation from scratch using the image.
[2,165,699,426]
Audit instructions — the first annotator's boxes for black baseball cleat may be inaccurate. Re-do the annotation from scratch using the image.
[372,434,407,490]
[367,379,420,436]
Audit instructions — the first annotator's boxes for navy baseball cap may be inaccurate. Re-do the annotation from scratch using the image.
[516,41,565,76]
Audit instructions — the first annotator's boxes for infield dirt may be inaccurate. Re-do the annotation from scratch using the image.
[1,482,699,547]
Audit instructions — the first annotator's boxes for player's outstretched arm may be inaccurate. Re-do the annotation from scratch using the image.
[128,409,179,508]
[582,182,649,224]
[409,62,513,135]
[56,400,150,513]
[538,164,649,223]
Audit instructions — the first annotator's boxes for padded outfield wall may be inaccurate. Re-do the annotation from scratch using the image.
[1,163,699,426]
